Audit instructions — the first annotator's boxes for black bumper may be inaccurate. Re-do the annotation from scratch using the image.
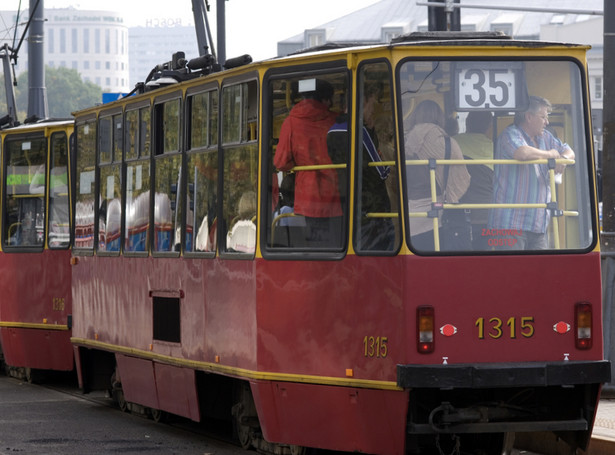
[397,360,611,389]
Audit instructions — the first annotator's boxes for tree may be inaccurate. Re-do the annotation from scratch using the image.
[1,66,102,120]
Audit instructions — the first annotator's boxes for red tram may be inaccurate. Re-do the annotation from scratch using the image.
[70,33,610,454]
[0,120,73,380]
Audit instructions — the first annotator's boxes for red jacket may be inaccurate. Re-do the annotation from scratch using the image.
[274,99,342,218]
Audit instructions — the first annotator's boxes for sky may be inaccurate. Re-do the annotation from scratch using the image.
[39,0,381,61]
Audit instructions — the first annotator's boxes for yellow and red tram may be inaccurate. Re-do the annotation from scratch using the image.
[0,120,73,380]
[70,33,609,454]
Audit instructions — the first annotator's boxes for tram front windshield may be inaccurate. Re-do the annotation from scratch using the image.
[398,59,594,254]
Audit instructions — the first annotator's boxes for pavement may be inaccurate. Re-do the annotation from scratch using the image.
[594,399,615,441]
[589,397,615,455]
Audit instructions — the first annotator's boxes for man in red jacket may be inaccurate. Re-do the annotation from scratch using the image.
[274,79,343,246]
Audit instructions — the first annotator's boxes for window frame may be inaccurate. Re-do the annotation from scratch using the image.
[260,60,351,261]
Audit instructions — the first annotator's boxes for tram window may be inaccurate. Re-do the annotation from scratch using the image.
[99,163,122,253]
[354,61,400,253]
[48,132,70,249]
[152,98,182,253]
[124,109,139,160]
[266,71,348,251]
[74,120,97,250]
[124,105,152,254]
[222,82,257,144]
[124,159,150,253]
[99,116,112,164]
[140,107,151,157]
[186,89,219,254]
[154,98,180,155]
[124,107,151,160]
[221,80,258,254]
[3,137,46,248]
[113,114,123,162]
[399,59,593,253]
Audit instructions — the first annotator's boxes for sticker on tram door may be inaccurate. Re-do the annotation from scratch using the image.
[440,324,457,337]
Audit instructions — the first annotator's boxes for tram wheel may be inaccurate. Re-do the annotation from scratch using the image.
[289,445,307,455]
[115,389,128,412]
[150,408,166,423]
[232,382,257,450]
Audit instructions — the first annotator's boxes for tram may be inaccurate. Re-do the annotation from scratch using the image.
[0,119,73,380]
[69,32,610,454]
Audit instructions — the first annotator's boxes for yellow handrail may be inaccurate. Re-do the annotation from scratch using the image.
[405,157,575,251]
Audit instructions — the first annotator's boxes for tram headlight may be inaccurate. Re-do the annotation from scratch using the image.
[417,305,435,354]
[575,302,593,350]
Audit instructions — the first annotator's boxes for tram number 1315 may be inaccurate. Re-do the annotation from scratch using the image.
[476,316,535,339]
[363,336,388,358]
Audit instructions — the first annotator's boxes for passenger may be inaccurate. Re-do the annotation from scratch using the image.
[455,111,494,250]
[274,79,342,246]
[328,83,394,251]
[226,191,257,253]
[404,99,470,251]
[489,96,575,250]
[273,173,306,227]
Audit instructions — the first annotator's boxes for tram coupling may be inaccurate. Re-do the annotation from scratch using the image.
[428,402,530,432]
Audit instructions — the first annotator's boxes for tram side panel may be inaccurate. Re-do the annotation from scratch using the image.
[0,249,73,370]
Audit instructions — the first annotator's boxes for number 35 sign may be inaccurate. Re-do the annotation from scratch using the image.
[454,62,528,111]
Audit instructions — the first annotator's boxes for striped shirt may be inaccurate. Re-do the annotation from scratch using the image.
[489,124,570,233]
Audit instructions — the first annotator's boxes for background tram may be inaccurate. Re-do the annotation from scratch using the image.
[70,33,609,455]
[0,120,73,380]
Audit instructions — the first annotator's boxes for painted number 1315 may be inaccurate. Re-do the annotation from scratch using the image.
[363,336,388,358]
[475,317,535,339]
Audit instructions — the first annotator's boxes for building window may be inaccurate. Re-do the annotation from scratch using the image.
[95,29,101,53]
[84,61,90,70]
[72,61,78,70]
[72,29,78,53]
[48,29,54,54]
[106,61,111,70]
[84,29,90,53]
[105,29,110,53]
[60,28,66,53]
[96,61,101,70]
[595,77,603,100]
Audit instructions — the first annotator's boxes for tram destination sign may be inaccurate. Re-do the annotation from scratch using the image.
[453,61,528,111]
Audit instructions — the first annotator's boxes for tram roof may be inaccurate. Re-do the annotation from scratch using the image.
[0,118,74,133]
[273,32,590,61]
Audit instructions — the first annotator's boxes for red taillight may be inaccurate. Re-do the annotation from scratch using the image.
[417,306,435,354]
[575,302,593,350]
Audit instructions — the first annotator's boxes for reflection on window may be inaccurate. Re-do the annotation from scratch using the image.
[154,154,182,252]
[75,121,97,249]
[187,88,219,254]
[4,137,46,247]
[223,147,257,253]
[399,59,592,253]
[48,133,70,248]
[186,151,218,252]
[222,81,258,254]
[99,164,121,252]
[125,161,150,252]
